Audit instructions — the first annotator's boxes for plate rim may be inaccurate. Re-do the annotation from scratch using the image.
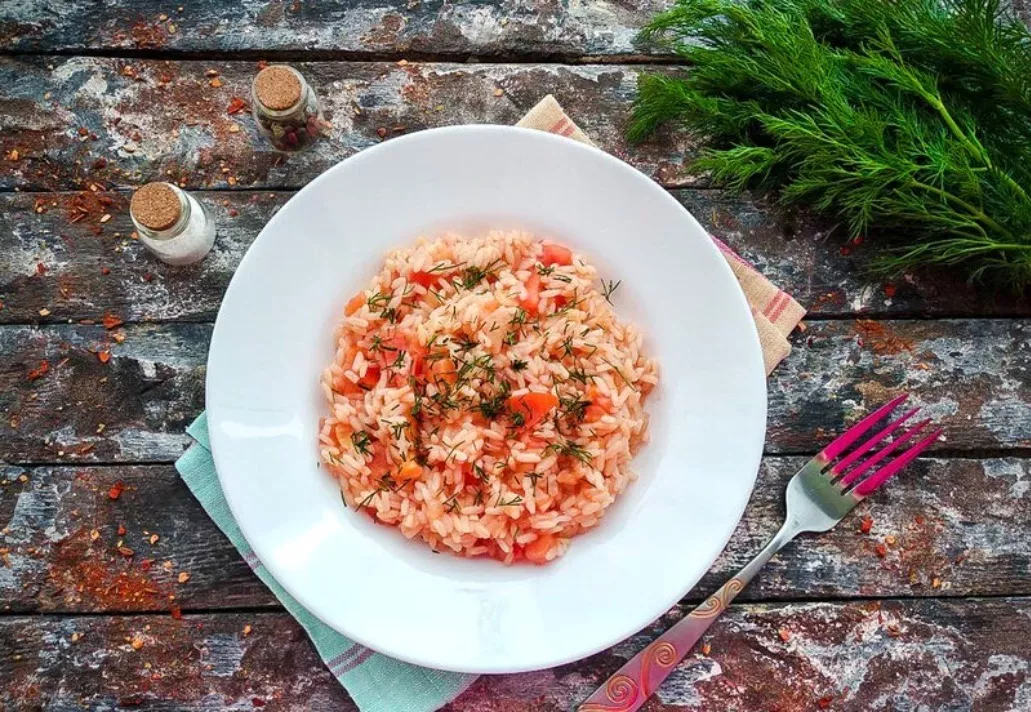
[206,124,767,673]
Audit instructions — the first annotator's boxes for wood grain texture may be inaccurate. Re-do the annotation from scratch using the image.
[0,56,696,192]
[0,0,670,59]
[3,190,1030,324]
[2,320,1028,463]
[4,598,1031,711]
[1,457,1029,614]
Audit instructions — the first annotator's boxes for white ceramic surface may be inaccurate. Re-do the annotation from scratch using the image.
[206,125,767,674]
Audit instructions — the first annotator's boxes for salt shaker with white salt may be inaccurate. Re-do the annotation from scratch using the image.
[129,182,216,265]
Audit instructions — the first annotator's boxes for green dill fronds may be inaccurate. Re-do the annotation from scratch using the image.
[631,0,1031,287]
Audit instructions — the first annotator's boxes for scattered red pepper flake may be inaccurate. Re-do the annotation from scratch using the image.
[36,262,48,276]
[875,543,887,558]
[143,272,153,282]
[701,642,711,655]
[27,360,50,381]
[102,313,124,330]
[170,604,182,620]
[101,266,111,275]
[839,245,851,256]
[818,695,834,709]
[883,283,897,298]
[117,524,127,536]
[140,559,154,570]
[97,350,112,364]
[778,628,791,642]
[252,699,266,708]
[859,516,873,534]
[227,97,249,115]
[108,481,125,500]
[915,514,925,525]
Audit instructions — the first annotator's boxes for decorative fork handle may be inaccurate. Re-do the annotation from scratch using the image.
[577,520,800,712]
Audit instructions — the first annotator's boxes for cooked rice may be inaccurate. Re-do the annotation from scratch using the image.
[319,231,658,564]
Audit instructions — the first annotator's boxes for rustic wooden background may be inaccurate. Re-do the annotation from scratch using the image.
[2,1,1031,710]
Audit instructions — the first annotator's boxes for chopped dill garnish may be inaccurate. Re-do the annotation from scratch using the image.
[568,365,594,384]
[553,274,572,283]
[473,462,490,485]
[496,493,523,507]
[457,259,503,290]
[455,336,479,352]
[510,307,529,326]
[390,350,407,370]
[367,292,391,310]
[510,410,526,427]
[380,307,399,324]
[527,471,543,489]
[545,440,593,464]
[382,418,409,441]
[442,491,462,513]
[559,395,590,422]
[473,489,484,506]
[443,439,465,464]
[602,357,636,390]
[428,261,465,273]
[478,381,511,420]
[601,279,622,304]
[510,358,528,372]
[503,330,518,346]
[537,263,556,277]
[560,336,576,358]
[351,430,372,455]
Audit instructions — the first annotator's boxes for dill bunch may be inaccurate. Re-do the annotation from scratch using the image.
[631,0,1031,287]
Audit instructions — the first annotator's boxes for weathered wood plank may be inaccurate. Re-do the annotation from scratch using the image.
[3,190,1030,324]
[0,0,670,59]
[0,56,696,192]
[2,320,1029,463]
[1,457,1028,614]
[3,598,1031,711]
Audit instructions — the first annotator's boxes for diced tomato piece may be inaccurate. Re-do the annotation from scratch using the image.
[345,292,365,316]
[334,424,351,447]
[584,384,612,423]
[554,295,568,309]
[539,243,573,266]
[431,357,458,386]
[507,391,559,429]
[409,271,438,289]
[519,272,540,315]
[584,404,607,423]
[409,343,427,380]
[359,364,381,388]
[333,373,363,395]
[524,533,557,564]
[397,459,423,482]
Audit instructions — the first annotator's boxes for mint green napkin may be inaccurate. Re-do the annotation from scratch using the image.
[175,413,477,712]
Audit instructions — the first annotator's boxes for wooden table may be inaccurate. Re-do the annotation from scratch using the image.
[2,2,1031,710]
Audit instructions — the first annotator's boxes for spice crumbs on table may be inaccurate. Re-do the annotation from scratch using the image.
[38,308,51,316]
[701,642,711,655]
[243,624,252,636]
[149,534,159,545]
[131,636,144,650]
[71,632,82,643]
[875,543,888,558]
[778,628,791,642]
[178,572,191,584]
[885,535,897,546]
[108,481,125,500]
[118,524,127,536]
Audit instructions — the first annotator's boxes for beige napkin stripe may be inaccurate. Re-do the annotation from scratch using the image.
[517,95,804,374]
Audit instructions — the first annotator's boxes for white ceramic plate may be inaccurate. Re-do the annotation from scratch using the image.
[207,125,766,674]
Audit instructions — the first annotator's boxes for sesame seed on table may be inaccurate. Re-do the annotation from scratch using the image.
[1,2,1030,710]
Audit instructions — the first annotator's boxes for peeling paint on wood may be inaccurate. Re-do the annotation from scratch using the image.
[3,190,1029,324]
[0,56,696,192]
[0,458,1028,614]
[2,320,1027,463]
[0,0,671,59]
[3,600,1031,710]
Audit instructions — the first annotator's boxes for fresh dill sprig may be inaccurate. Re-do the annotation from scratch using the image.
[631,0,1031,288]
[601,279,622,304]
[351,430,372,455]
[545,439,593,464]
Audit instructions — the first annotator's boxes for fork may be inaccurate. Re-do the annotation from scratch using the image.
[577,393,942,712]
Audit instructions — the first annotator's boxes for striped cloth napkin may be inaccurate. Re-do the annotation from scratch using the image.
[518,95,806,374]
[175,97,805,712]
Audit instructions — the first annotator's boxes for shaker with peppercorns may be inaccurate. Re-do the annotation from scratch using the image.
[251,65,326,151]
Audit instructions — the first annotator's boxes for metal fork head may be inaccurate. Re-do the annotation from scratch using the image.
[786,394,942,533]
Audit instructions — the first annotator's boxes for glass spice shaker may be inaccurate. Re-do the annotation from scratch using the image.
[252,65,324,151]
[129,182,216,266]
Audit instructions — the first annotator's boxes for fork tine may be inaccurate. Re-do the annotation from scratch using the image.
[854,428,943,497]
[821,393,909,460]
[830,407,920,476]
[838,418,931,487]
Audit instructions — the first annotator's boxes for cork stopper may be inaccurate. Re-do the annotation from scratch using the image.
[131,183,182,232]
[254,66,302,111]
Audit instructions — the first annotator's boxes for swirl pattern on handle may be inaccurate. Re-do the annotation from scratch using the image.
[640,641,678,697]
[579,674,639,712]
[687,577,745,620]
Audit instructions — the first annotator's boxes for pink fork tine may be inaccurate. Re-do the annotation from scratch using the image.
[820,393,908,460]
[830,406,920,476]
[854,428,944,496]
[837,418,932,487]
